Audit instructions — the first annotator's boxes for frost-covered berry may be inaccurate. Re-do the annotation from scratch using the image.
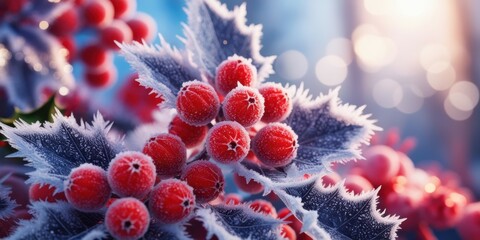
[149,179,195,224]
[249,199,277,218]
[107,151,156,199]
[84,65,117,88]
[252,123,298,167]
[233,173,264,194]
[259,83,292,123]
[105,197,150,240]
[181,161,224,203]
[80,44,110,68]
[142,133,186,178]
[64,164,111,211]
[29,183,67,203]
[109,0,135,19]
[215,55,257,95]
[222,86,265,127]
[49,8,79,36]
[169,116,208,148]
[176,80,220,126]
[127,13,156,42]
[206,121,250,164]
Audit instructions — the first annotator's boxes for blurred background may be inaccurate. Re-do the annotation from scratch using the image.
[116,0,479,192]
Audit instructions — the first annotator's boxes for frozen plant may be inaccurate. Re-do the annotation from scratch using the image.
[0,0,404,239]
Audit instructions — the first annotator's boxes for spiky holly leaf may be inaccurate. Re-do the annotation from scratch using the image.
[0,25,74,112]
[279,85,380,177]
[183,0,275,83]
[7,202,104,240]
[195,204,284,240]
[141,222,187,240]
[0,110,123,191]
[276,177,403,240]
[0,174,18,220]
[120,38,201,108]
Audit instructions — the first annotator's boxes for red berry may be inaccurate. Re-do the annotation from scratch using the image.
[181,161,224,203]
[233,173,263,194]
[321,172,341,188]
[105,197,150,240]
[206,121,250,164]
[0,209,32,238]
[224,193,242,205]
[29,183,67,203]
[107,151,156,199]
[64,164,111,211]
[222,86,265,127]
[142,133,187,178]
[176,80,220,126]
[278,208,302,233]
[49,8,79,36]
[215,55,257,95]
[149,179,195,224]
[80,44,110,68]
[396,151,415,177]
[250,199,277,218]
[83,0,114,27]
[280,224,296,240]
[100,20,133,49]
[109,0,135,19]
[344,175,373,195]
[84,65,116,88]
[362,145,400,186]
[252,123,298,167]
[126,13,156,42]
[259,83,292,123]
[383,188,423,231]
[169,116,208,148]
[457,203,480,240]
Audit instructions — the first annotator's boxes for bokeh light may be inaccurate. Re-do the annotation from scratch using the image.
[315,55,347,86]
[274,50,308,81]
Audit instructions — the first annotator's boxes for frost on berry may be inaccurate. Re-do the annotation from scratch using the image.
[169,116,208,148]
[259,82,293,123]
[149,179,195,224]
[222,85,265,127]
[107,151,156,199]
[215,55,257,95]
[176,80,220,126]
[183,0,275,82]
[0,111,123,191]
[105,198,150,240]
[206,121,250,164]
[252,123,298,167]
[181,160,225,203]
[64,163,111,212]
[142,133,186,178]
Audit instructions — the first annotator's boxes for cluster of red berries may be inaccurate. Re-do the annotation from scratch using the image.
[329,129,479,239]
[3,0,156,90]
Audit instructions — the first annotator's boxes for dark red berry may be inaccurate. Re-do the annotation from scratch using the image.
[206,121,250,164]
[142,133,187,178]
[252,123,298,167]
[181,161,224,203]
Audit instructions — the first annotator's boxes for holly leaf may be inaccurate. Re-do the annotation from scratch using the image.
[0,174,18,220]
[275,177,403,240]
[120,38,201,108]
[183,0,275,83]
[7,202,104,240]
[195,204,284,240]
[0,110,123,191]
[280,85,380,177]
[0,25,74,112]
